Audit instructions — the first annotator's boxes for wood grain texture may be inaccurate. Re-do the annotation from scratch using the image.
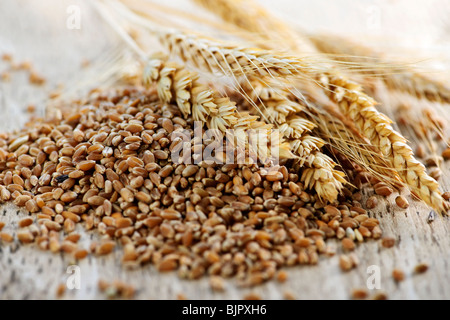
[0,0,449,300]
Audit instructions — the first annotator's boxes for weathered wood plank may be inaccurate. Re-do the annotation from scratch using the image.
[0,0,449,300]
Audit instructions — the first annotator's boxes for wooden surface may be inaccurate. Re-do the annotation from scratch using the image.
[1,0,450,300]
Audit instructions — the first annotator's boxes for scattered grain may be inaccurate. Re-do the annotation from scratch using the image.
[0,232,14,243]
[243,293,261,300]
[414,263,429,274]
[365,196,378,209]
[209,276,225,292]
[381,237,396,248]
[18,217,33,228]
[276,270,288,283]
[395,196,409,209]
[392,268,405,282]
[283,291,296,300]
[56,283,66,298]
[342,238,355,251]
[97,241,116,255]
[17,229,34,243]
[372,292,388,300]
[442,148,450,160]
[351,288,368,300]
[0,85,387,288]
[339,255,354,272]
[375,185,393,196]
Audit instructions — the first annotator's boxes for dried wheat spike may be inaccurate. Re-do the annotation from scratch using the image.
[158,31,322,79]
[144,57,238,131]
[300,151,346,202]
[240,77,346,202]
[310,35,450,104]
[306,106,402,187]
[143,56,292,163]
[325,75,445,212]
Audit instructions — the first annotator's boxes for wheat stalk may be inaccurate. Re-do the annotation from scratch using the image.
[325,75,444,211]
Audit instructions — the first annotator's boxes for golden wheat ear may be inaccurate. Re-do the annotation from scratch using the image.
[324,74,445,213]
[236,76,347,202]
[238,76,406,195]
[143,56,297,167]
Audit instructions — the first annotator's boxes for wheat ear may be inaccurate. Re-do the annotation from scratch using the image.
[241,77,346,202]
[325,75,444,212]
[305,105,403,187]
[191,0,401,186]
[158,30,327,80]
[143,56,293,164]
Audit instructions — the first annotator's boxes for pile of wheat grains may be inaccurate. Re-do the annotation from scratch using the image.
[0,85,386,287]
